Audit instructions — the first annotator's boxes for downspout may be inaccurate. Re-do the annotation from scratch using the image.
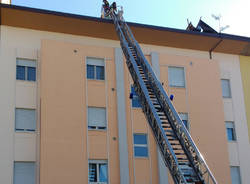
[209,35,223,59]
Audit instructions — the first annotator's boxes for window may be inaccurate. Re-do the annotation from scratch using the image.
[179,113,189,130]
[16,59,36,81]
[133,134,148,157]
[230,166,241,184]
[89,160,108,183]
[221,79,231,98]
[226,122,236,141]
[88,107,106,130]
[87,58,105,80]
[168,66,185,87]
[131,86,141,108]
[15,109,36,132]
[14,162,36,184]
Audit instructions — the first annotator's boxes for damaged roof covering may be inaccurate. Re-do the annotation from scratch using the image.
[1,3,250,56]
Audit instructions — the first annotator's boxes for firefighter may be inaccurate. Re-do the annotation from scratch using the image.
[110,2,117,13]
[101,0,110,18]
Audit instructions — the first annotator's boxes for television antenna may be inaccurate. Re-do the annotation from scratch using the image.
[212,14,230,33]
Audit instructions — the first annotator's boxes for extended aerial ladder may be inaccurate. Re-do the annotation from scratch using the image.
[109,10,218,184]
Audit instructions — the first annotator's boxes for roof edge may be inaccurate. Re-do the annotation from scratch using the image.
[1,3,250,43]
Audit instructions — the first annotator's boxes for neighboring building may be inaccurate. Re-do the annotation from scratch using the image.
[0,2,250,184]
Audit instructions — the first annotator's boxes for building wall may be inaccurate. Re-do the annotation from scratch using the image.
[0,25,234,184]
[217,53,250,184]
[0,29,38,184]
[0,29,16,184]
[40,40,86,184]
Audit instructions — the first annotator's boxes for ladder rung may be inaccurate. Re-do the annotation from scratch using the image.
[175,152,185,155]
[173,148,183,151]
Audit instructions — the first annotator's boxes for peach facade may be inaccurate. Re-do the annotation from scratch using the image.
[39,38,231,183]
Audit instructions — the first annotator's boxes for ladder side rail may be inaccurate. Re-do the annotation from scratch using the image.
[112,13,188,184]
[121,20,218,184]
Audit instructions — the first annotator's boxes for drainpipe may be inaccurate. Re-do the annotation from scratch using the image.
[209,35,223,59]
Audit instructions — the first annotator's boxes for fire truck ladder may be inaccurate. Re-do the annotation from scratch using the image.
[111,12,218,184]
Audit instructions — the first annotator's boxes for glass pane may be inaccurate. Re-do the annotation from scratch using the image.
[221,79,231,98]
[131,86,142,108]
[27,67,36,81]
[87,65,95,79]
[132,96,142,108]
[96,66,105,80]
[89,163,97,182]
[134,146,148,157]
[182,120,188,129]
[16,66,25,80]
[134,134,147,145]
[226,122,236,141]
[168,67,185,87]
[131,86,136,94]
[227,128,235,141]
[99,164,108,182]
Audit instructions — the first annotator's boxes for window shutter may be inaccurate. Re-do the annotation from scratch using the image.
[230,166,241,184]
[226,122,234,129]
[16,59,36,67]
[15,109,36,131]
[14,162,35,184]
[88,107,106,127]
[221,79,231,98]
[87,58,104,66]
[168,67,185,87]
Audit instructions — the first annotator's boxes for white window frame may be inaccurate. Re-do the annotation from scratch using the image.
[88,107,107,130]
[133,133,148,158]
[168,66,186,88]
[86,57,105,80]
[16,58,36,81]
[221,79,232,98]
[88,160,108,184]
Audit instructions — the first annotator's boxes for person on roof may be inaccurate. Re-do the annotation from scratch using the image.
[110,2,117,13]
[101,0,110,18]
[117,6,124,20]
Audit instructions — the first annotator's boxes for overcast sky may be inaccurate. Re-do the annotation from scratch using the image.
[12,0,250,37]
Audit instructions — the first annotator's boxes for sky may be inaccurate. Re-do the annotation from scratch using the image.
[11,0,250,38]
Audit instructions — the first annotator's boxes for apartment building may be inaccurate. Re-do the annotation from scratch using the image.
[0,2,250,184]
